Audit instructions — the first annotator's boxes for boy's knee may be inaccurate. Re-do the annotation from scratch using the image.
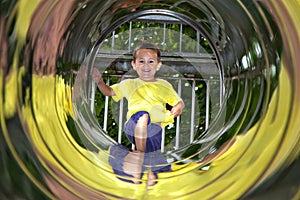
[136,113,149,127]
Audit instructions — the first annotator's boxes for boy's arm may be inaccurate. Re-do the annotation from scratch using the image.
[91,68,115,96]
[170,100,185,117]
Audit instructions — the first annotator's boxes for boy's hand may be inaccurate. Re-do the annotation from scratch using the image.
[91,67,115,96]
[91,67,102,84]
[170,101,184,117]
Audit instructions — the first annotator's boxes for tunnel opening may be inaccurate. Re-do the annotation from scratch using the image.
[85,11,223,156]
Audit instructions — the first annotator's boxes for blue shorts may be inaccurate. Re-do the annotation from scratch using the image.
[124,111,162,153]
[109,144,171,184]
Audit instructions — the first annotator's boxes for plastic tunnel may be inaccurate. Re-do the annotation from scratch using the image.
[0,0,300,199]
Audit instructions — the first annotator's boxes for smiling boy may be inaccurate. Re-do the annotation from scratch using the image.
[92,42,184,153]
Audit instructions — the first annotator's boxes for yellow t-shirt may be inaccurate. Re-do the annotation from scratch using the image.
[111,78,182,128]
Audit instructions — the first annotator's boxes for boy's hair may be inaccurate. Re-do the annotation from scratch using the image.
[132,42,161,62]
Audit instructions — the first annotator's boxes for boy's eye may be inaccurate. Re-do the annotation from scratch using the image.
[137,59,156,65]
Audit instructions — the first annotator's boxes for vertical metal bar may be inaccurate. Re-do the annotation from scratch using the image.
[196,31,200,54]
[128,21,132,51]
[160,23,167,152]
[118,98,124,144]
[103,76,110,132]
[220,78,224,106]
[179,24,183,53]
[175,79,182,149]
[190,80,196,142]
[90,80,96,113]
[112,31,115,51]
[205,80,210,130]
[161,129,165,152]
[163,23,166,52]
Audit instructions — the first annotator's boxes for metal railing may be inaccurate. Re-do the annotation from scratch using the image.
[90,74,222,152]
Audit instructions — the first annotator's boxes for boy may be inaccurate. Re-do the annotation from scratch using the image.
[92,42,184,153]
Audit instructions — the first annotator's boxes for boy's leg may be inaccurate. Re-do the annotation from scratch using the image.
[124,111,162,152]
[123,150,144,184]
[134,113,149,152]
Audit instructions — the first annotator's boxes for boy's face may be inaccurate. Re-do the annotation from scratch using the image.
[132,49,162,82]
